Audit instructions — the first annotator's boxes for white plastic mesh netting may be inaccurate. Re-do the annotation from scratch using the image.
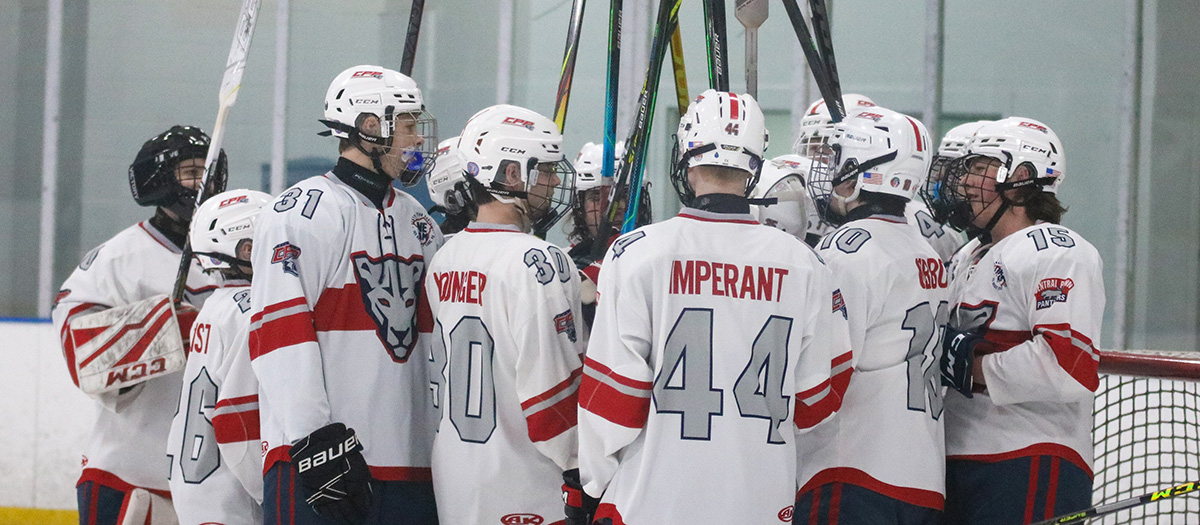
[1092,373,1200,523]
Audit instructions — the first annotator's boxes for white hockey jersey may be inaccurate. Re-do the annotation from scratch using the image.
[579,206,853,524]
[52,220,219,493]
[905,200,966,262]
[167,283,263,525]
[249,164,443,480]
[799,214,949,510]
[426,223,585,525]
[944,222,1104,477]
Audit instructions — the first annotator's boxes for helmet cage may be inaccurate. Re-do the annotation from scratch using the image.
[806,142,898,227]
[522,157,577,233]
[670,138,764,207]
[128,125,228,218]
[321,105,437,187]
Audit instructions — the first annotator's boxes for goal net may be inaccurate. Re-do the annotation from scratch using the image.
[1092,350,1200,523]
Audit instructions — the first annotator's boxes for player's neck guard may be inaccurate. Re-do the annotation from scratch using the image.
[334,157,392,208]
[149,207,189,250]
[690,193,751,214]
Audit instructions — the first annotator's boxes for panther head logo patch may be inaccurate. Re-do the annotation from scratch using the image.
[352,251,425,362]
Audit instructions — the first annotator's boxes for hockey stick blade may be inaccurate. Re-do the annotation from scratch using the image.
[400,0,425,76]
[170,0,263,304]
[553,0,588,132]
[734,0,768,97]
[1031,480,1200,525]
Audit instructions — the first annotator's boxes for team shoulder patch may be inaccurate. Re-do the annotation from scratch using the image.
[271,242,301,276]
[554,309,577,343]
[992,262,1007,290]
[411,213,436,246]
[832,289,847,319]
[79,244,103,270]
[1035,277,1074,310]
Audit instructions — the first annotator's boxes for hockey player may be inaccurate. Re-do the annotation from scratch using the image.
[52,125,226,524]
[168,189,272,525]
[424,104,586,525]
[249,65,441,524]
[578,90,852,523]
[425,136,471,236]
[906,121,991,262]
[796,107,949,523]
[932,117,1102,524]
[748,154,811,242]
[793,94,876,246]
[923,120,991,236]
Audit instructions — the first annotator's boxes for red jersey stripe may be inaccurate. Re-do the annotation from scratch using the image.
[521,368,583,410]
[213,409,261,444]
[526,393,579,442]
[215,394,259,409]
[579,373,650,429]
[251,297,308,323]
[249,311,318,359]
[584,358,652,390]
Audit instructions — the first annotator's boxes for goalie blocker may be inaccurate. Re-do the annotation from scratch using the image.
[68,294,197,394]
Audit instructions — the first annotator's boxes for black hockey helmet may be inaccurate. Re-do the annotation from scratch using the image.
[128,125,227,220]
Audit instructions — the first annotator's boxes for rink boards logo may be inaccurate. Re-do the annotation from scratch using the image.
[778,505,794,522]
[554,310,577,343]
[271,242,301,276]
[499,514,544,525]
[1035,277,1074,310]
[352,250,425,362]
[412,213,436,246]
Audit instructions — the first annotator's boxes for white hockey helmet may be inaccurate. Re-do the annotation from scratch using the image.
[574,140,626,193]
[794,93,877,157]
[749,154,810,240]
[456,104,576,232]
[922,120,990,224]
[671,89,769,205]
[808,107,932,225]
[319,65,437,186]
[426,136,467,213]
[189,189,272,272]
[964,117,1066,194]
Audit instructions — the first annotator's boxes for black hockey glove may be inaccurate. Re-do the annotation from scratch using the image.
[289,423,373,524]
[940,325,983,399]
[563,468,599,525]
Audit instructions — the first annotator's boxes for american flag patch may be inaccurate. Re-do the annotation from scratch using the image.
[862,172,883,185]
[554,310,577,343]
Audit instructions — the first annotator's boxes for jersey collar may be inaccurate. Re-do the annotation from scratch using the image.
[333,157,393,208]
[463,222,523,233]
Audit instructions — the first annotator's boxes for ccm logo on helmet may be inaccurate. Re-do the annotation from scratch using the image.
[502,117,536,130]
[351,70,383,78]
[500,147,527,154]
[1018,121,1048,133]
[500,514,544,525]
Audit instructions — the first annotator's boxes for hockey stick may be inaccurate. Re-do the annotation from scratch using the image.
[399,0,425,76]
[780,0,843,123]
[807,0,845,121]
[735,0,768,97]
[703,0,730,91]
[589,0,623,260]
[617,0,681,234]
[170,0,263,304]
[668,23,689,114]
[1030,480,1200,525]
[553,0,587,132]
